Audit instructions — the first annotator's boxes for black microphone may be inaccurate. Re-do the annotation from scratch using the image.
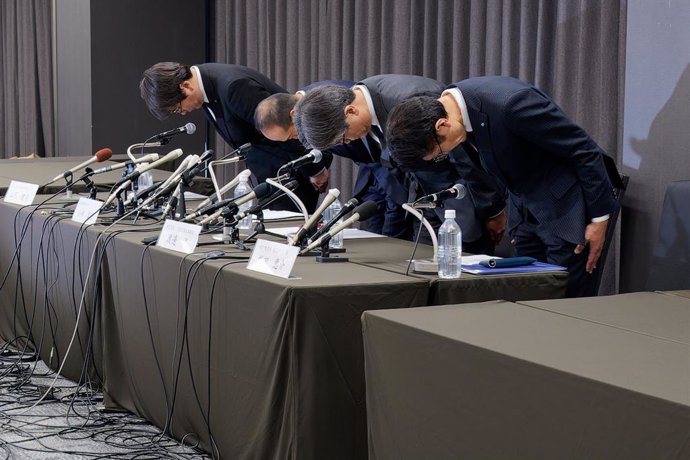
[308,198,359,242]
[182,182,274,222]
[181,149,215,183]
[279,149,323,171]
[301,201,378,254]
[151,122,196,141]
[417,183,467,203]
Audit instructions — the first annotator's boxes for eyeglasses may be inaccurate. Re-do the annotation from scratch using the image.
[433,133,449,163]
[172,101,183,115]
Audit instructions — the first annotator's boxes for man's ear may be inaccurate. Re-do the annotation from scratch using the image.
[289,108,296,119]
[434,118,449,132]
[344,104,358,116]
[179,80,193,93]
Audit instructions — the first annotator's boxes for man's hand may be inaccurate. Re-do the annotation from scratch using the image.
[574,220,609,273]
[309,169,330,193]
[484,209,507,245]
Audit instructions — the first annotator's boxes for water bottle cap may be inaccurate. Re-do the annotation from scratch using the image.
[444,209,456,219]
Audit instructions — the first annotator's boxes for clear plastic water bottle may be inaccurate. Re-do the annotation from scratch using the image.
[234,175,253,230]
[137,165,154,190]
[324,197,344,249]
[438,209,462,279]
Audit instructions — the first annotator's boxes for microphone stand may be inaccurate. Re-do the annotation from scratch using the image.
[82,168,98,200]
[402,202,439,274]
[243,210,265,243]
[212,203,248,250]
[315,236,348,263]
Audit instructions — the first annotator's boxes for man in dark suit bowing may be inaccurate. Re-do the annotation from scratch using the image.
[254,83,410,238]
[139,62,330,212]
[385,76,620,297]
[292,75,506,254]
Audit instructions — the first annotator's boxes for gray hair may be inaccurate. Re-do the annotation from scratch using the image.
[293,85,355,150]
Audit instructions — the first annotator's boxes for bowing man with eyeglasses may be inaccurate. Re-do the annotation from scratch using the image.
[139,62,331,213]
[254,80,410,238]
[385,76,621,297]
[292,75,506,252]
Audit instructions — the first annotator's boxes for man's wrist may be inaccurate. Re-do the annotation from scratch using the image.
[591,214,610,223]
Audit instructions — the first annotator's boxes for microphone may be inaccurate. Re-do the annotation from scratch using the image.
[182,182,274,222]
[290,189,341,246]
[300,201,378,254]
[417,183,467,203]
[46,148,113,185]
[115,148,183,186]
[137,156,200,209]
[279,149,323,171]
[195,169,252,210]
[234,143,252,160]
[228,180,300,222]
[151,122,196,141]
[180,149,215,182]
[308,198,359,242]
[84,153,160,177]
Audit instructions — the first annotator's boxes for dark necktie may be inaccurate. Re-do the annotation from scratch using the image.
[463,134,483,168]
[369,125,393,167]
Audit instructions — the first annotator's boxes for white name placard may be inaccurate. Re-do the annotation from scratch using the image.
[3,180,39,206]
[247,239,299,279]
[156,219,202,254]
[71,197,102,225]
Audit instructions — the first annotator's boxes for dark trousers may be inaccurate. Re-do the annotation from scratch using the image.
[512,213,595,298]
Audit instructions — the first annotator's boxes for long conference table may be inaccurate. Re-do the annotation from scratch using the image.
[0,158,568,459]
[363,291,690,459]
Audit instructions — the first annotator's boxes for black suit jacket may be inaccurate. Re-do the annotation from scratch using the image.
[453,76,619,244]
[196,63,330,212]
[362,74,506,242]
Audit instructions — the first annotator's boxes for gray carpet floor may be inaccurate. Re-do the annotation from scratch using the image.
[0,358,211,459]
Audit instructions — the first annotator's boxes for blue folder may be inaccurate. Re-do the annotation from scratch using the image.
[461,260,567,275]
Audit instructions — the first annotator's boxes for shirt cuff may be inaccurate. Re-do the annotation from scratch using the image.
[591,214,610,223]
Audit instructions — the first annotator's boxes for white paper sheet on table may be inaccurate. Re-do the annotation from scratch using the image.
[263,210,304,220]
[270,226,385,239]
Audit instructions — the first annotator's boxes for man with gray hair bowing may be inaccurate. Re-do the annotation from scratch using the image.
[293,75,506,254]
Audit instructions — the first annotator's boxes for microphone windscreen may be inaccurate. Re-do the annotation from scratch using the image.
[354,200,379,221]
[311,149,323,162]
[253,182,274,200]
[454,183,467,199]
[95,148,113,162]
[185,122,197,134]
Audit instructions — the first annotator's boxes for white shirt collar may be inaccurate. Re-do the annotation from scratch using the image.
[353,84,382,141]
[191,66,210,104]
[443,87,473,133]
